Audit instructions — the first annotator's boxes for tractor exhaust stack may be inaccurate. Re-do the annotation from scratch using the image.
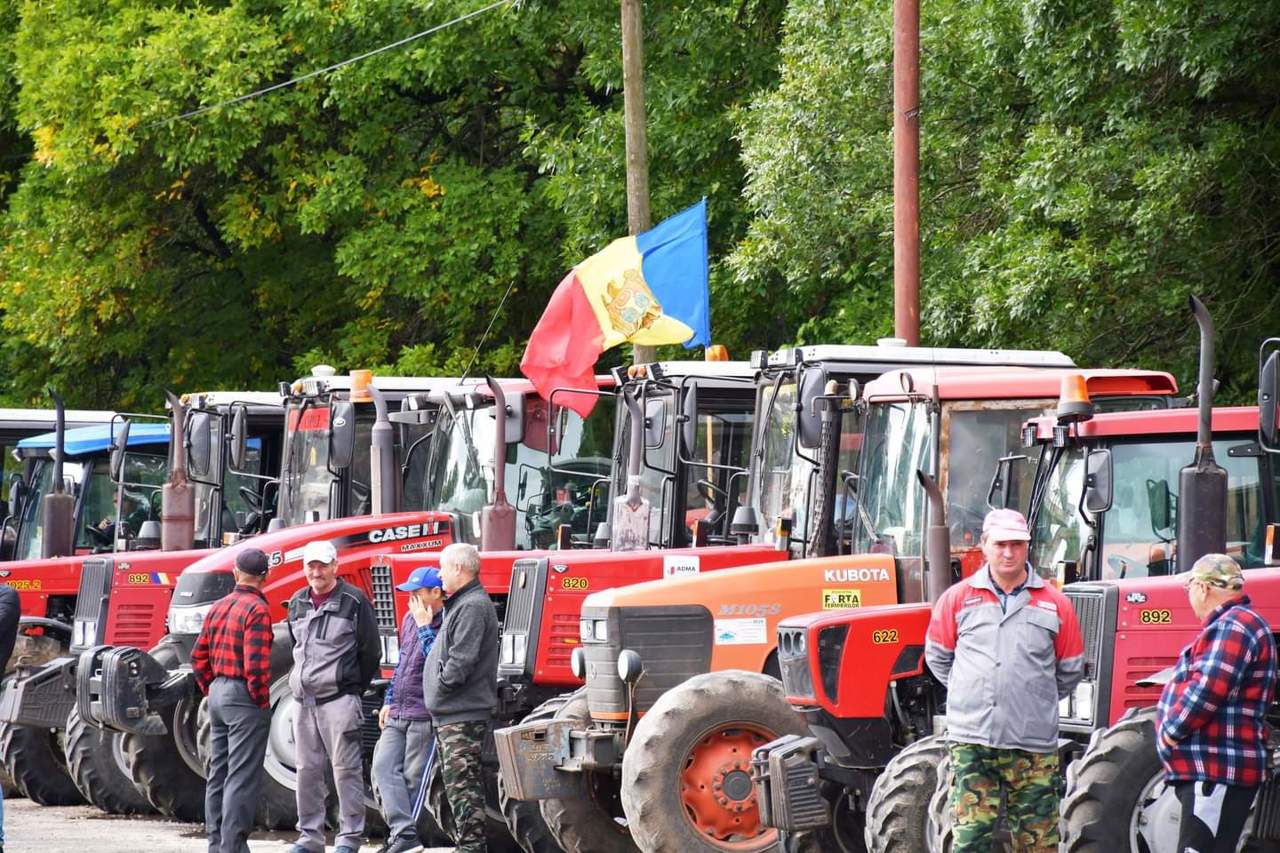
[1176,296,1227,571]
[918,470,950,603]
[369,385,398,516]
[41,388,75,558]
[481,376,516,551]
[161,391,195,551]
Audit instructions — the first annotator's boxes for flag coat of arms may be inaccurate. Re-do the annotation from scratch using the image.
[520,199,710,415]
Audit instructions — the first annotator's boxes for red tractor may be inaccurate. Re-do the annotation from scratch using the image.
[1046,338,1280,850]
[493,351,1177,853]
[0,391,285,808]
[752,304,1274,853]
[78,371,617,827]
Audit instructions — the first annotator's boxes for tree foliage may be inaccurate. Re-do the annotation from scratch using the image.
[732,0,1280,398]
[0,0,1276,408]
[0,0,783,408]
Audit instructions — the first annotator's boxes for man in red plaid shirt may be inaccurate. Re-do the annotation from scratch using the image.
[191,547,274,853]
[1157,553,1277,853]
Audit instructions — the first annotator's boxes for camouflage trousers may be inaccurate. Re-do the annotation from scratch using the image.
[438,719,490,853]
[948,742,1060,853]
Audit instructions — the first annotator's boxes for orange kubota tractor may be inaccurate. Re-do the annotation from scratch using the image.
[494,355,1177,853]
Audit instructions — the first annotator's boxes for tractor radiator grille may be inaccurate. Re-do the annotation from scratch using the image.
[1065,589,1105,680]
[70,557,113,652]
[497,558,547,680]
[369,561,396,634]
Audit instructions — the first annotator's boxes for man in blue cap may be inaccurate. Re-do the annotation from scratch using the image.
[372,566,445,853]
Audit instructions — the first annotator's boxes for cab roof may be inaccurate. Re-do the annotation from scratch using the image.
[17,422,170,457]
[642,360,753,379]
[863,367,1178,402]
[175,390,283,409]
[1027,406,1259,441]
[759,344,1075,371]
[0,408,116,429]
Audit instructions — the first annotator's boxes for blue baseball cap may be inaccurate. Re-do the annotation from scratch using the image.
[396,566,443,592]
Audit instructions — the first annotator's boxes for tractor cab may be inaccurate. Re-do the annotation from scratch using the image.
[420,377,616,552]
[7,421,170,561]
[275,368,447,527]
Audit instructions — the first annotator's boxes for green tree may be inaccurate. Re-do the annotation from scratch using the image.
[0,0,785,409]
[733,0,1280,398]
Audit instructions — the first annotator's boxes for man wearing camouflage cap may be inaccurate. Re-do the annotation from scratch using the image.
[1157,553,1277,853]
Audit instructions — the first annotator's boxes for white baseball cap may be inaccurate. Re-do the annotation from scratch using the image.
[302,540,338,565]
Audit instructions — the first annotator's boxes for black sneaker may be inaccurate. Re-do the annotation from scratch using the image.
[384,834,423,853]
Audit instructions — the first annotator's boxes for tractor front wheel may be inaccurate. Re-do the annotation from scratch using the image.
[620,670,806,853]
[865,735,948,853]
[535,689,637,853]
[0,719,83,806]
[65,704,153,814]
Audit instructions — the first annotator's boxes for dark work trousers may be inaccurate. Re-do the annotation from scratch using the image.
[205,678,269,853]
[294,694,365,852]
[1174,780,1257,853]
[371,717,433,841]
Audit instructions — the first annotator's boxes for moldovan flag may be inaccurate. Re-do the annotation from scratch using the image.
[520,199,711,417]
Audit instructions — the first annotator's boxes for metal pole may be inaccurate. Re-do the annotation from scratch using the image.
[622,0,656,365]
[893,0,920,346]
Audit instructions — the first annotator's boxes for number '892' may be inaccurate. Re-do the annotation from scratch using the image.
[1139,609,1172,624]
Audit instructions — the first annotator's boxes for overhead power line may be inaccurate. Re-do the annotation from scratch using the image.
[152,0,516,128]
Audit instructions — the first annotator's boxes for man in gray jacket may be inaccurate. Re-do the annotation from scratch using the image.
[423,542,498,853]
[925,509,1084,852]
[286,539,381,853]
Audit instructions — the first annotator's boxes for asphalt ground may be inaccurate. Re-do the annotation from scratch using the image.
[3,798,455,852]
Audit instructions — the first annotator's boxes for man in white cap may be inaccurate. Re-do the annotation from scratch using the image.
[925,508,1084,852]
[285,539,381,853]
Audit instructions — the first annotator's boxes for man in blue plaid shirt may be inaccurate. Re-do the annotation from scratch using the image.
[1156,553,1277,853]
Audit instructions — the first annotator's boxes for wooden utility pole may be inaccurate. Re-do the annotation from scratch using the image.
[893,0,921,345]
[622,0,656,364]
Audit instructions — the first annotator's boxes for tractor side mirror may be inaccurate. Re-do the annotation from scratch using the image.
[228,404,249,471]
[986,455,1026,511]
[680,382,698,456]
[110,420,132,483]
[1083,448,1113,515]
[329,401,356,470]
[1147,478,1174,533]
[8,473,26,519]
[796,366,826,450]
[1260,349,1280,451]
[187,410,214,478]
[644,398,667,449]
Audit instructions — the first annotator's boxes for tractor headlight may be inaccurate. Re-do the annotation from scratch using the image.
[580,618,608,643]
[512,633,527,667]
[72,618,98,649]
[501,634,515,665]
[168,602,215,637]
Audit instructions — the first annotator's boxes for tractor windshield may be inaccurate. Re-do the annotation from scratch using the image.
[428,396,614,549]
[853,401,932,561]
[1030,435,1275,580]
[753,377,862,553]
[278,402,336,527]
[14,459,87,560]
[755,380,805,548]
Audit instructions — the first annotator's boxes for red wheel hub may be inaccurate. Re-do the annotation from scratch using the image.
[680,724,776,847]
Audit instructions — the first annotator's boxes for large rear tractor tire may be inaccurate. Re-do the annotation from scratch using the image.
[65,704,153,815]
[864,735,948,853]
[538,689,638,853]
[0,719,84,806]
[1059,707,1248,853]
[620,670,807,853]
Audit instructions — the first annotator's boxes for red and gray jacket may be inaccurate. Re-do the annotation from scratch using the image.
[286,579,381,703]
[925,565,1084,753]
